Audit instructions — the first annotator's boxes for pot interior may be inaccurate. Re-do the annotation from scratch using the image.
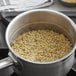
[8,11,75,47]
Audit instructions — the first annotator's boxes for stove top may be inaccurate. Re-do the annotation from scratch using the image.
[0,12,76,76]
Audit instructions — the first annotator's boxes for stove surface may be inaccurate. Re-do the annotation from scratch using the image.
[0,12,76,76]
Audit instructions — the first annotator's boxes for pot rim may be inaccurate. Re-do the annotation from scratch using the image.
[6,9,76,64]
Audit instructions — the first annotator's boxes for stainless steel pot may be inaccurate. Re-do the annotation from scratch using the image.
[0,9,76,76]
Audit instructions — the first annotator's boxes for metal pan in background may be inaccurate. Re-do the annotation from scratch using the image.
[59,0,76,7]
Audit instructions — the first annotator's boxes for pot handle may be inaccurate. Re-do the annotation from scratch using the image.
[0,57,14,69]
